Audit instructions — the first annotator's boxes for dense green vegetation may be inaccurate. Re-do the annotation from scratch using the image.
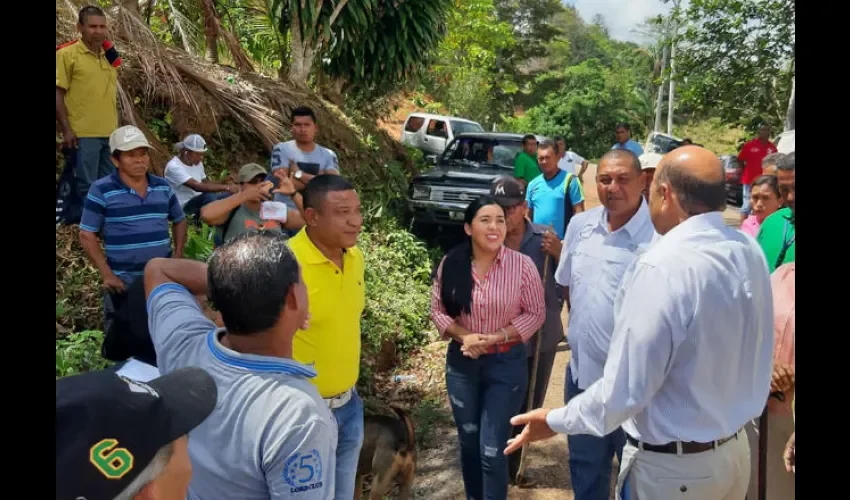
[57,0,794,381]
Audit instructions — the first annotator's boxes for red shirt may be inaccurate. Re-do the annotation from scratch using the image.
[431,246,545,342]
[738,138,777,185]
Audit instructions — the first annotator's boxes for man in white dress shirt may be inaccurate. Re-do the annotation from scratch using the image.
[506,146,774,500]
[554,136,589,181]
[553,148,656,500]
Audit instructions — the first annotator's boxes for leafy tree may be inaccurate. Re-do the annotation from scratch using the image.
[426,0,515,125]
[322,0,452,94]
[676,0,795,131]
[494,0,564,62]
[507,59,648,159]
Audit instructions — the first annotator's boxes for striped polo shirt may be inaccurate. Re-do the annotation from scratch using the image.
[80,173,185,284]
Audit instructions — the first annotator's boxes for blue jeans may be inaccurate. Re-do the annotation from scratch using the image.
[74,138,115,200]
[446,341,528,500]
[565,364,625,500]
[741,183,752,216]
[331,389,364,500]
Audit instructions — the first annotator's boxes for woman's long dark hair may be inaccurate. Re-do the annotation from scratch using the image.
[439,196,504,318]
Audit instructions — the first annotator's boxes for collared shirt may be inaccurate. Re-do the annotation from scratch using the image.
[518,223,564,356]
[56,40,118,138]
[288,229,365,398]
[80,173,185,284]
[768,263,795,416]
[526,170,585,239]
[558,151,586,175]
[611,139,644,157]
[147,283,337,500]
[431,246,545,342]
[547,212,774,444]
[757,207,795,272]
[555,200,657,389]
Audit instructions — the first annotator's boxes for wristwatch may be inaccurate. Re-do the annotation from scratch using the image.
[294,170,303,180]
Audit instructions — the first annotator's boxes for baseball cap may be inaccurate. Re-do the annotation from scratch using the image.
[238,163,268,183]
[490,175,526,207]
[177,134,208,153]
[639,152,663,171]
[109,125,152,154]
[56,367,217,500]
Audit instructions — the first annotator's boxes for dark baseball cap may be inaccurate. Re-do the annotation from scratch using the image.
[56,367,218,500]
[490,176,526,207]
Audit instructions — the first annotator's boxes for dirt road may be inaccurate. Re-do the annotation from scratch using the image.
[410,163,741,499]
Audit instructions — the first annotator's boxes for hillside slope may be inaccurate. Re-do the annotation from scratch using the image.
[55,2,417,333]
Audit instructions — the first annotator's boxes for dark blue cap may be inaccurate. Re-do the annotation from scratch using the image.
[56,367,217,500]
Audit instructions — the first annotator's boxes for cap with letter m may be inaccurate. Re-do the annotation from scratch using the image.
[490,175,527,207]
[56,367,217,500]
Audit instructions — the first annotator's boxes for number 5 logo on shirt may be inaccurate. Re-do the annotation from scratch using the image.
[90,438,135,479]
[283,449,324,492]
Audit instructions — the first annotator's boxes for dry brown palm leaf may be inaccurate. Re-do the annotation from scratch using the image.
[57,1,200,115]
[220,27,256,74]
[173,60,284,149]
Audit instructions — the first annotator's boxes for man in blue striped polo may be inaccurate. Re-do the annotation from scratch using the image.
[79,125,187,332]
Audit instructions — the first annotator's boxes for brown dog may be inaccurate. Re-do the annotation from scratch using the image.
[354,406,416,499]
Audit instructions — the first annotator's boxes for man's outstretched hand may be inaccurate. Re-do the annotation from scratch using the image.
[504,408,557,455]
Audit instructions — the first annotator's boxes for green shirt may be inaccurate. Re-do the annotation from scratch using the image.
[756,207,795,272]
[514,151,541,183]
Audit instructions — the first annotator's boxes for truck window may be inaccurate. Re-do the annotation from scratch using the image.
[427,120,448,138]
[450,120,484,135]
[404,116,425,133]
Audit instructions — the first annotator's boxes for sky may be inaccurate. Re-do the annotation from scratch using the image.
[567,0,675,44]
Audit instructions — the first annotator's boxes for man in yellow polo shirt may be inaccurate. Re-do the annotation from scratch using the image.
[56,5,119,201]
[288,174,365,500]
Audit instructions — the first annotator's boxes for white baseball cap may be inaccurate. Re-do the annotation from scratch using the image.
[177,134,208,153]
[109,125,152,154]
[639,152,663,171]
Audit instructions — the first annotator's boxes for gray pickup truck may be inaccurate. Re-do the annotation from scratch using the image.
[408,132,547,228]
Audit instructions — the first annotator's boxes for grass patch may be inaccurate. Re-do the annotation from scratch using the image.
[674,117,747,156]
[411,395,454,449]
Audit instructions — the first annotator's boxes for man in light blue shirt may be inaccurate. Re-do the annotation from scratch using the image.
[552,149,656,500]
[144,232,337,500]
[507,147,774,500]
[611,122,644,157]
[270,106,339,214]
[526,140,585,239]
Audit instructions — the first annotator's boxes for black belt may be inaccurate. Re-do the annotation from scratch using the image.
[626,430,741,455]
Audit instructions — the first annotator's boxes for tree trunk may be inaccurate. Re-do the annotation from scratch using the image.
[322,77,347,106]
[654,43,669,133]
[288,11,316,86]
[784,75,795,131]
[201,0,220,64]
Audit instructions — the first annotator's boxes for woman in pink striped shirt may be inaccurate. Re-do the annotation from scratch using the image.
[431,196,546,500]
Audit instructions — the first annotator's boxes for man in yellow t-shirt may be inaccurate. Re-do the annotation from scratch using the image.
[56,5,119,201]
[288,174,365,500]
